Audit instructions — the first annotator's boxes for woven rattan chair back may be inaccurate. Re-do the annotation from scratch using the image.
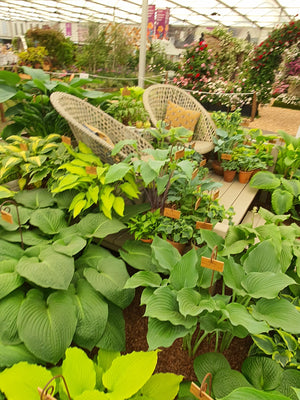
[143,84,216,144]
[50,92,152,164]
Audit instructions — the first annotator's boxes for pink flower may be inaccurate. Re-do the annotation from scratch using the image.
[201,63,206,68]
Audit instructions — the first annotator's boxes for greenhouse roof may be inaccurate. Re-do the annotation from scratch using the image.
[0,0,299,29]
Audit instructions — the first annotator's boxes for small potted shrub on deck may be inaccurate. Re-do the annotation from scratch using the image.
[221,158,239,182]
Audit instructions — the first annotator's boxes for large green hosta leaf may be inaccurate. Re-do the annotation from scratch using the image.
[73,279,108,351]
[250,171,281,189]
[1,228,49,246]
[225,303,269,335]
[223,257,247,295]
[147,317,192,350]
[0,259,24,300]
[144,286,197,329]
[16,246,74,290]
[14,188,55,209]
[53,235,87,256]
[272,189,294,215]
[241,356,282,391]
[119,240,157,272]
[30,208,68,234]
[169,249,199,290]
[83,257,134,309]
[0,343,40,368]
[77,213,125,239]
[177,288,217,317]
[138,372,183,400]
[243,240,281,273]
[124,271,162,289]
[61,347,96,399]
[97,302,125,352]
[0,289,24,345]
[0,361,53,400]
[193,352,231,384]
[103,351,158,399]
[213,369,252,399]
[241,272,295,299]
[219,386,290,400]
[0,206,32,232]
[251,298,300,334]
[281,178,300,197]
[151,236,181,273]
[17,289,77,363]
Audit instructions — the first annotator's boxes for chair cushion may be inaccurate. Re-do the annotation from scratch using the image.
[192,140,215,154]
[83,123,114,147]
[164,101,201,132]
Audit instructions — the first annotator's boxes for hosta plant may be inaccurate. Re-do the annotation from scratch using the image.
[0,188,134,367]
[0,347,183,400]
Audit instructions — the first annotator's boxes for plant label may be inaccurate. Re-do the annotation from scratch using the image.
[201,256,224,273]
[195,197,201,210]
[175,149,185,160]
[190,383,214,400]
[85,166,97,175]
[213,190,219,200]
[200,159,207,167]
[1,210,13,224]
[192,168,199,180]
[61,136,71,145]
[69,73,75,81]
[79,73,89,79]
[221,153,232,160]
[196,221,213,230]
[38,387,57,400]
[20,143,28,151]
[163,208,181,219]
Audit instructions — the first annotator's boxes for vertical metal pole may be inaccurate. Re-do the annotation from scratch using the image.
[138,0,148,88]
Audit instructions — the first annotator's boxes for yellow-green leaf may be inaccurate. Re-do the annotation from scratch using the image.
[69,192,86,211]
[119,182,139,199]
[88,186,99,204]
[113,197,125,217]
[73,199,87,218]
[18,177,27,190]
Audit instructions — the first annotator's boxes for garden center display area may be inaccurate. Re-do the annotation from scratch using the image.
[0,9,300,400]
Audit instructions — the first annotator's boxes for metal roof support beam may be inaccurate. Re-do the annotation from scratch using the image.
[138,0,147,88]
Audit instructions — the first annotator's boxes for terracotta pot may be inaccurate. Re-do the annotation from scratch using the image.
[223,169,236,182]
[251,168,261,177]
[166,239,186,254]
[211,160,224,176]
[238,170,253,184]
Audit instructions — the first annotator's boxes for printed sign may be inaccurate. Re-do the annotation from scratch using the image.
[175,149,185,160]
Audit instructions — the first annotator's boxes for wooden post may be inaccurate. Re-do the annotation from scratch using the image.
[0,103,5,122]
[250,92,257,122]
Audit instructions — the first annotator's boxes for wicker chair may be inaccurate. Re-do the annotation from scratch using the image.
[143,84,216,154]
[50,92,152,164]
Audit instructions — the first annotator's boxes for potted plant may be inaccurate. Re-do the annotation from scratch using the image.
[126,209,161,242]
[221,158,239,182]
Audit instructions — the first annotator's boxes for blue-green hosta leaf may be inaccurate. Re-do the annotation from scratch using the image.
[96,302,125,352]
[280,240,294,273]
[225,303,269,334]
[73,279,108,351]
[0,289,24,345]
[250,171,281,189]
[0,205,31,231]
[119,240,157,272]
[17,289,77,364]
[241,272,295,299]
[0,70,21,85]
[16,246,74,290]
[243,239,281,273]
[177,288,217,317]
[30,208,68,234]
[151,236,181,273]
[222,257,247,295]
[0,361,54,400]
[53,235,87,256]
[138,372,183,400]
[14,189,55,209]
[53,189,79,209]
[251,298,300,334]
[77,213,126,238]
[75,244,113,269]
[0,259,24,300]
[0,84,17,102]
[193,352,231,384]
[144,286,197,329]
[83,257,134,309]
[281,178,300,197]
[147,317,193,350]
[213,369,252,399]
[103,351,158,399]
[2,229,49,246]
[241,356,283,391]
[61,347,96,399]
[277,369,300,400]
[169,249,199,290]
[124,271,162,289]
[23,66,50,81]
[0,343,40,368]
[272,189,294,215]
[220,386,291,400]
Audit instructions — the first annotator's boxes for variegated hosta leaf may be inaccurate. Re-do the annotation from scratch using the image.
[17,289,77,363]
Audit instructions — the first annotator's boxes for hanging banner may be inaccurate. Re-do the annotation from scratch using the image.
[147,4,156,40]
[155,9,166,40]
[163,8,170,39]
[65,22,72,37]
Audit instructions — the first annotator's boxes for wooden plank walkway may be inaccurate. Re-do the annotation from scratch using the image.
[210,172,259,237]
